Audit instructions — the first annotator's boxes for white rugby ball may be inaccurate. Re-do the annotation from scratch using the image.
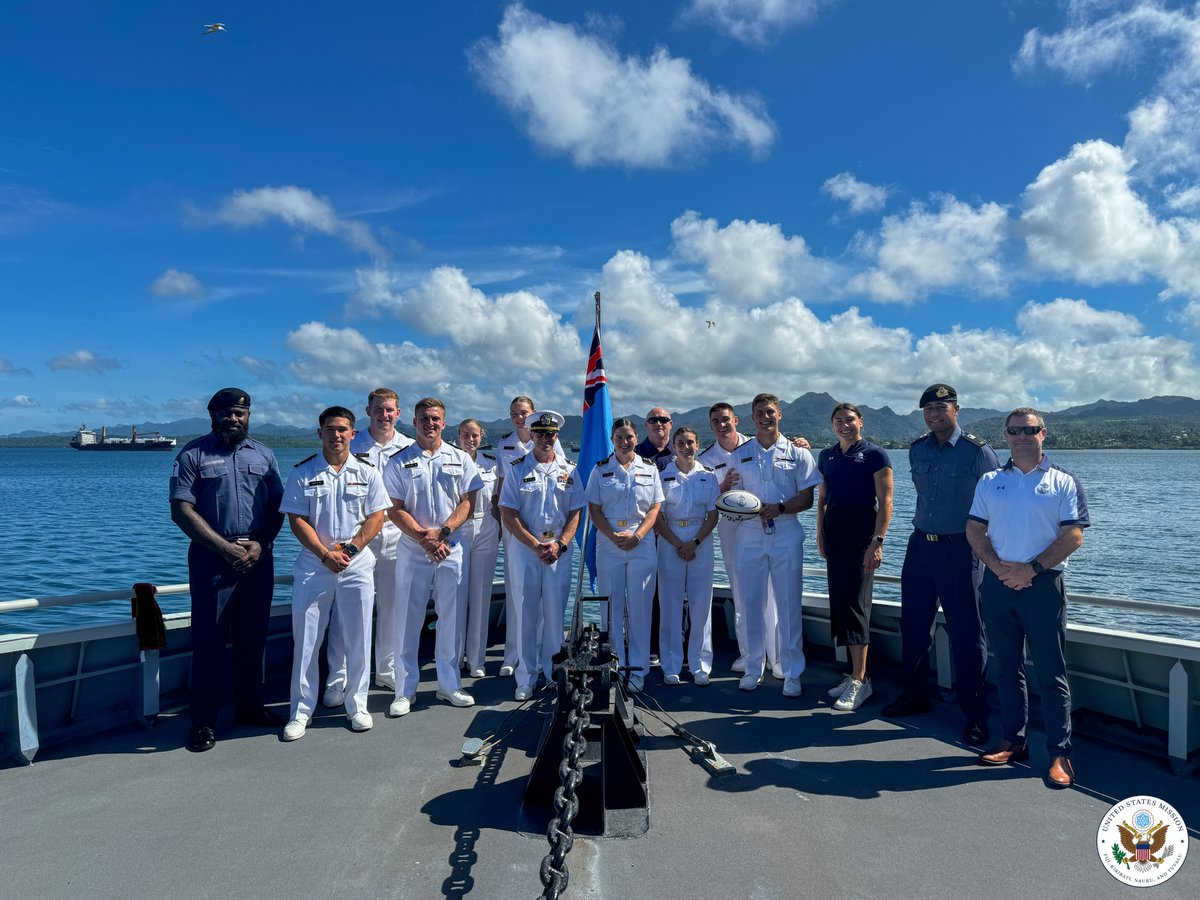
[715,489,763,523]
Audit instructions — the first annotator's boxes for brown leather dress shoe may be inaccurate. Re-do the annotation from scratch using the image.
[1046,756,1075,788]
[977,740,1030,766]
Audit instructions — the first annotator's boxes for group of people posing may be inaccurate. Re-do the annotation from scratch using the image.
[169,382,1088,789]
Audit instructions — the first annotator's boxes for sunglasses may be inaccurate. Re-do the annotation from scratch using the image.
[646,416,671,425]
[1005,425,1044,435]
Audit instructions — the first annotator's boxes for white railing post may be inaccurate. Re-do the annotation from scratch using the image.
[138,649,160,722]
[1167,660,1190,775]
[15,653,39,764]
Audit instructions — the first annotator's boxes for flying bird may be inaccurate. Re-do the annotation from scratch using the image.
[202,23,226,35]
[706,320,716,329]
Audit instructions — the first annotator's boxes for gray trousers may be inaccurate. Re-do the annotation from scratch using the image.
[980,568,1072,758]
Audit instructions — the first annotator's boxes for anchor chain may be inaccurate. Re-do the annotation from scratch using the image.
[538,628,598,900]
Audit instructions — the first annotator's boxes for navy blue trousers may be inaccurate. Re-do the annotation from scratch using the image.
[188,544,274,728]
[898,532,988,722]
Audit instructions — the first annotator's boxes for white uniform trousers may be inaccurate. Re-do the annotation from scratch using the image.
[508,538,574,690]
[393,541,464,699]
[325,531,400,692]
[290,549,375,720]
[500,531,521,669]
[657,522,714,678]
[457,516,500,672]
[717,518,779,666]
[732,517,805,680]
[596,536,658,690]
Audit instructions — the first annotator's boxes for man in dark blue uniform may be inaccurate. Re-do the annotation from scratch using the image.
[170,388,286,751]
[882,384,999,746]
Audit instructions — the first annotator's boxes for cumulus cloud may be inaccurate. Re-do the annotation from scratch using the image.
[213,186,386,259]
[822,172,888,215]
[47,349,121,374]
[0,394,38,409]
[236,355,284,384]
[0,357,32,376]
[848,197,1010,302]
[682,0,840,46]
[1019,139,1200,296]
[670,210,840,304]
[151,268,207,299]
[472,4,775,168]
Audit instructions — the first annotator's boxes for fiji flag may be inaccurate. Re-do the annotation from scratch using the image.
[576,321,613,584]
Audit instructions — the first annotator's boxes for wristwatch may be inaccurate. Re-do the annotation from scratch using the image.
[344,542,359,559]
[1030,560,1045,575]
[873,535,885,544]
[556,540,567,554]
[439,525,453,540]
[776,502,786,516]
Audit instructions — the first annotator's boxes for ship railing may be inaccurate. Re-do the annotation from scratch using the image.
[1,573,1198,771]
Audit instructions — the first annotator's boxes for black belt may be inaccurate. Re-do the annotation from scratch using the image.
[914,529,966,543]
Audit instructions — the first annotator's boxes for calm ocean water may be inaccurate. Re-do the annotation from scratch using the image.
[1,447,1197,639]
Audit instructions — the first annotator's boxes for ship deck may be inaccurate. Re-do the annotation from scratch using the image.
[3,638,1198,899]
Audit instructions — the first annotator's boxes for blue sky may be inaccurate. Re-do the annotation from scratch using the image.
[4,1,1200,432]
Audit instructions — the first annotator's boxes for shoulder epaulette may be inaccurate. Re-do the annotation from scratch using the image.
[353,452,375,466]
[700,463,715,473]
[909,432,931,446]
[961,432,988,448]
[384,446,406,460]
[294,453,317,467]
[481,452,496,461]
[563,458,576,468]
[512,453,527,465]
[596,455,610,466]
[639,455,655,465]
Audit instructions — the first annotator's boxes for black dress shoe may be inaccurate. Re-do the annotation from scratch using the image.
[189,726,216,752]
[881,694,932,718]
[962,720,989,746]
[234,707,287,728]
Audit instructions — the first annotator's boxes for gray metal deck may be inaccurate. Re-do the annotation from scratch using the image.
[3,644,1197,899]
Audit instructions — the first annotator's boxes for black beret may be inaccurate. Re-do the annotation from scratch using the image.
[919,384,957,408]
[207,387,252,411]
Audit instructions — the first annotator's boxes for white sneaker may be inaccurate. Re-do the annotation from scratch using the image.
[770,662,785,680]
[470,668,486,679]
[282,718,307,741]
[783,678,803,697]
[349,711,373,732]
[322,687,345,707]
[693,672,710,687]
[374,675,395,691]
[388,697,412,717]
[515,685,533,701]
[498,664,516,677]
[436,689,475,708]
[827,676,852,699]
[738,673,760,691]
[731,656,747,674]
[664,674,681,686]
[649,654,660,667]
[833,678,872,711]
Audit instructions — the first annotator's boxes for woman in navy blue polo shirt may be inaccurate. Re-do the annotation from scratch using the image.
[816,403,893,711]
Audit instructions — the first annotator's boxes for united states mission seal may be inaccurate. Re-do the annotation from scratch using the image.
[1096,796,1189,887]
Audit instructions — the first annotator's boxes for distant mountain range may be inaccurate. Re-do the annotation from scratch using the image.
[8,394,1198,450]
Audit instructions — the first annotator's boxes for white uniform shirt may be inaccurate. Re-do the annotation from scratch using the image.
[730,436,821,527]
[499,453,586,536]
[382,441,484,548]
[698,434,750,484]
[469,452,501,521]
[349,428,414,556]
[280,453,391,562]
[584,455,665,529]
[496,429,567,480]
[658,460,719,526]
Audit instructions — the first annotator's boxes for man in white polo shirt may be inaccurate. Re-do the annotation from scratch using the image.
[967,407,1089,789]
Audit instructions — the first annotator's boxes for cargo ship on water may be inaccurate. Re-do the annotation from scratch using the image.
[69,424,176,451]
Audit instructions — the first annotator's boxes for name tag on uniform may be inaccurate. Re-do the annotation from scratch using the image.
[739,456,752,463]
[307,479,324,486]
[662,476,676,482]
[403,461,419,468]
[602,471,614,478]
[523,474,537,483]
[713,463,727,470]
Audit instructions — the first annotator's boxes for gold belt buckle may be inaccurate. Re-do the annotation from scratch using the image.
[676,519,690,527]
[925,533,939,542]
[541,531,556,538]
[616,519,629,527]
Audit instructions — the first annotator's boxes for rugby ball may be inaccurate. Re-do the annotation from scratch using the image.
[715,489,763,523]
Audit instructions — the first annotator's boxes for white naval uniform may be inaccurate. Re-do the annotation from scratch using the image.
[656,460,719,679]
[382,441,482,700]
[325,429,414,694]
[729,437,821,681]
[456,452,500,673]
[281,453,391,720]
[499,453,585,690]
[495,430,567,671]
[584,455,664,690]
[698,435,780,665]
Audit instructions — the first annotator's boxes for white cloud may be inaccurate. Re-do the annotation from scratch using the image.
[848,197,1010,302]
[0,394,38,409]
[682,0,839,46]
[47,349,121,373]
[822,172,888,215]
[214,186,386,259]
[0,357,32,376]
[236,355,284,384]
[151,268,206,299]
[472,4,775,169]
[670,210,838,304]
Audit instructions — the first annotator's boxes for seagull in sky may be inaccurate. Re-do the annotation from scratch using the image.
[202,23,226,35]
[706,320,716,329]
